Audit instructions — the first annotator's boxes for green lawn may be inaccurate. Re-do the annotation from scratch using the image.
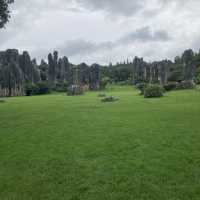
[0,86,200,200]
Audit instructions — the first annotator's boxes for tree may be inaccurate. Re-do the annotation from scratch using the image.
[0,0,14,28]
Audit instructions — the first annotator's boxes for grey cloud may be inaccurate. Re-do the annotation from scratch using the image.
[1,0,200,65]
[118,26,171,43]
[11,0,186,16]
[74,0,188,17]
[75,0,144,16]
[57,27,171,57]
[58,39,114,57]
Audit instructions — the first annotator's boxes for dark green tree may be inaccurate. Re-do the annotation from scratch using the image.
[0,0,14,28]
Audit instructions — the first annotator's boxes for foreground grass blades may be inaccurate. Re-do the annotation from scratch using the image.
[0,86,200,200]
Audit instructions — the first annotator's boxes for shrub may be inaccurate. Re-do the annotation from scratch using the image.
[101,96,119,102]
[54,81,69,92]
[36,82,50,95]
[136,83,148,95]
[67,85,84,96]
[24,82,50,96]
[175,81,196,90]
[164,82,177,91]
[194,74,200,84]
[144,84,164,98]
[24,83,38,96]
[0,99,5,103]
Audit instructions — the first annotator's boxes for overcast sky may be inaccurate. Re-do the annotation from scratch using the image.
[0,0,200,65]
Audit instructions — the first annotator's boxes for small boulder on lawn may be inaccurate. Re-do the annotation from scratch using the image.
[0,99,5,103]
[101,96,119,102]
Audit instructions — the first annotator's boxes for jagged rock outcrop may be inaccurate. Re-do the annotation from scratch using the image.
[132,57,172,85]
[57,56,71,83]
[157,60,171,85]
[133,57,146,84]
[89,64,101,90]
[39,59,49,81]
[182,49,196,81]
[46,51,101,91]
[48,52,56,86]
[0,49,40,97]
[77,63,90,86]
[0,48,198,97]
[19,51,40,83]
[48,51,73,87]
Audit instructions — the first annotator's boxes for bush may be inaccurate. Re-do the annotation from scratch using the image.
[194,74,200,84]
[67,85,84,96]
[175,81,196,90]
[101,96,119,102]
[136,83,148,95]
[144,84,164,98]
[24,83,38,96]
[24,82,50,96]
[54,81,69,92]
[164,82,177,91]
[36,82,50,95]
[0,99,5,103]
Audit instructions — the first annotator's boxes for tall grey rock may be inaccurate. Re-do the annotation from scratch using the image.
[0,49,40,97]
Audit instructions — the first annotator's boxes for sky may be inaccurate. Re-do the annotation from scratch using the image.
[0,0,200,65]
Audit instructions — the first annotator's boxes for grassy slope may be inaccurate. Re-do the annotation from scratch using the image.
[0,86,200,200]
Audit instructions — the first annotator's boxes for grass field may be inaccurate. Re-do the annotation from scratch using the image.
[0,86,200,200]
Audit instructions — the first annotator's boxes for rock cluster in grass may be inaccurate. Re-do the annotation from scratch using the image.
[101,96,119,102]
[0,99,5,103]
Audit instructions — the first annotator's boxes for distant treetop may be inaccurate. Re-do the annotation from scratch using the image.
[0,0,14,28]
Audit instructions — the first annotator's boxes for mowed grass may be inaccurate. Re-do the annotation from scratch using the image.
[0,86,200,200]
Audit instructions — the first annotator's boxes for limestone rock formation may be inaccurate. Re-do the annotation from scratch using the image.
[89,64,101,90]
[0,48,199,97]
[0,49,40,97]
